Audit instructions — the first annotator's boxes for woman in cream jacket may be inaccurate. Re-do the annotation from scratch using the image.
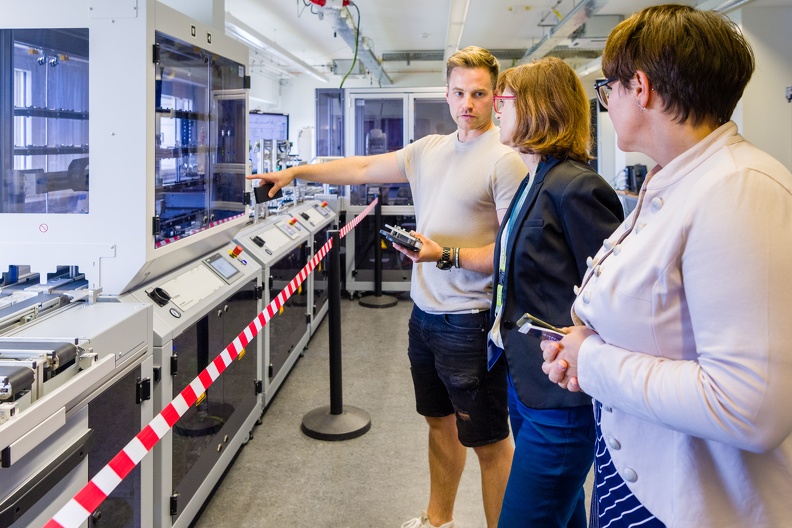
[542,5,792,527]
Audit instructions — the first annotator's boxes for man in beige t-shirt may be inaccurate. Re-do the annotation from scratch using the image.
[249,47,525,528]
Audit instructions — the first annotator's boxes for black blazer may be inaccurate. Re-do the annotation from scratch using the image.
[491,156,624,409]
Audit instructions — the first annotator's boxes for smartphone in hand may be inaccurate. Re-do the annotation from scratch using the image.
[516,312,567,341]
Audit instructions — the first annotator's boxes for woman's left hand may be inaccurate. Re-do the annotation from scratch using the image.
[541,326,597,392]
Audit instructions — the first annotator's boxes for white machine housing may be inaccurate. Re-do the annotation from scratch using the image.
[0,0,250,296]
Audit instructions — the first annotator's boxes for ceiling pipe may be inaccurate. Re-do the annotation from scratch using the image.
[316,5,393,86]
[519,0,609,64]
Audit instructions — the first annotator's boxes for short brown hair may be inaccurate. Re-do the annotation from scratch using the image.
[496,57,592,162]
[601,4,754,126]
[446,46,500,91]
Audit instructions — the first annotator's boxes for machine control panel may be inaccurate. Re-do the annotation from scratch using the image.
[204,253,242,284]
[277,219,302,240]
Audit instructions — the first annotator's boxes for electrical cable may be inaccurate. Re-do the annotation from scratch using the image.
[339,1,361,89]
[302,0,318,17]
[298,0,310,18]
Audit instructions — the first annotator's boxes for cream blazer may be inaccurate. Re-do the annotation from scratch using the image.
[573,122,792,527]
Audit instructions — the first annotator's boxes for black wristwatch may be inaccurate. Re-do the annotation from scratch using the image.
[437,247,453,271]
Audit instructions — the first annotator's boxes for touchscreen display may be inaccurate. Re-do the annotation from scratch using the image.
[204,253,241,283]
[278,221,299,239]
[313,204,330,217]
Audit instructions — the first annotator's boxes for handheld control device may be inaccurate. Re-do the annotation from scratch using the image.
[379,224,422,252]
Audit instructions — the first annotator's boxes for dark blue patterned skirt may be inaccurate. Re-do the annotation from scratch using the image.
[590,402,665,528]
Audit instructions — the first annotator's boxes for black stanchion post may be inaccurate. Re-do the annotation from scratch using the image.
[359,197,398,308]
[301,229,371,441]
[328,229,343,415]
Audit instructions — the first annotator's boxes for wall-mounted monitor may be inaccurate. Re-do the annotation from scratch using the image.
[249,112,289,142]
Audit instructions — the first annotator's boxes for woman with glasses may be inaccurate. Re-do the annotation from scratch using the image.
[487,57,623,527]
[542,5,792,527]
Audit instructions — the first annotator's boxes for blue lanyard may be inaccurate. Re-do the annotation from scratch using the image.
[496,163,540,311]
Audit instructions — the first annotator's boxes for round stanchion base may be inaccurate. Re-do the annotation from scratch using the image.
[358,293,398,309]
[301,405,371,441]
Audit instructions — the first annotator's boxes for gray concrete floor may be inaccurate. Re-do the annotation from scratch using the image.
[193,295,592,528]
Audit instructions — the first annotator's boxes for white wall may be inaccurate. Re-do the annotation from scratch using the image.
[158,0,223,28]
[249,72,281,111]
[596,4,792,180]
[739,6,792,171]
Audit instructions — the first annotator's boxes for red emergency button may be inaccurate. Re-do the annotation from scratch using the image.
[228,245,243,258]
[321,201,328,207]
[289,217,298,225]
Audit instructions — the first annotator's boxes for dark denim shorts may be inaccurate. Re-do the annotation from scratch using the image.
[407,305,509,447]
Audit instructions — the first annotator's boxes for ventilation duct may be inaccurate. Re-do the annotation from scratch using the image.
[567,15,623,50]
[519,0,608,64]
[315,6,392,86]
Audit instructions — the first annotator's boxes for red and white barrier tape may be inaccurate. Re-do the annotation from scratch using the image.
[155,214,245,248]
[44,199,378,528]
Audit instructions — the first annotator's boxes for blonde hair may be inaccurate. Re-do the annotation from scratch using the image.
[496,57,592,162]
[446,46,500,90]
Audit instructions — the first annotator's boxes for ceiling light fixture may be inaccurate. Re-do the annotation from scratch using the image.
[225,12,328,83]
[696,0,756,12]
[443,0,471,68]
[574,56,602,78]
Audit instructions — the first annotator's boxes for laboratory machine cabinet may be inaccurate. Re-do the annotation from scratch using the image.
[120,241,262,527]
[234,214,313,407]
[1,2,253,527]
[342,88,456,295]
[287,200,337,335]
[0,1,250,297]
[0,297,154,528]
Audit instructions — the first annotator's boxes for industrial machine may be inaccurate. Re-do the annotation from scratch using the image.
[120,240,261,526]
[0,2,263,527]
[0,278,153,528]
[233,211,313,406]
[0,2,249,297]
[248,112,289,175]
[277,199,337,335]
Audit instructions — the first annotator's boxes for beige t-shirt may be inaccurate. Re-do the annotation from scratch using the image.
[396,126,526,314]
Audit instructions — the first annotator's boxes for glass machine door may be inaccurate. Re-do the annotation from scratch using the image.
[410,93,457,144]
[1,28,89,214]
[347,95,405,207]
[153,32,246,247]
[268,242,309,385]
[169,279,259,521]
[315,88,344,158]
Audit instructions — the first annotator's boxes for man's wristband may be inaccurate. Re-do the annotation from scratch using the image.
[454,247,460,268]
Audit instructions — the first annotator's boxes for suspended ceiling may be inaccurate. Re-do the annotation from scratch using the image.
[226,0,789,83]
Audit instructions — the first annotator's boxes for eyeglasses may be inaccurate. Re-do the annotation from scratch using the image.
[594,77,617,109]
[493,94,516,114]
